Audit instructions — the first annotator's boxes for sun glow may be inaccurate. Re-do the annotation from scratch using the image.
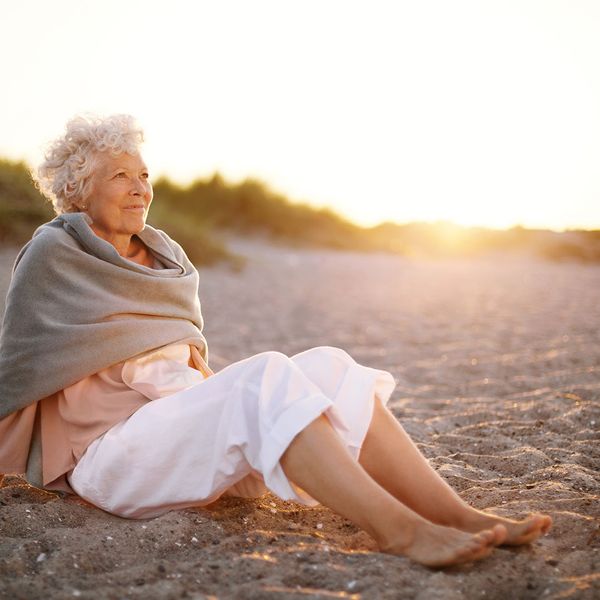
[0,0,599,231]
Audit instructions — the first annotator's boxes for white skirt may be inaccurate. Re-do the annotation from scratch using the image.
[68,346,396,519]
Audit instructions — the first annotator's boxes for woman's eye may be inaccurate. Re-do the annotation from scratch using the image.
[141,172,149,179]
[114,172,127,178]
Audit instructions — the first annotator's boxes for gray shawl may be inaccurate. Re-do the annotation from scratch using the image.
[0,212,207,421]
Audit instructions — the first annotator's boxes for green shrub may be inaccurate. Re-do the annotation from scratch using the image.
[0,159,54,243]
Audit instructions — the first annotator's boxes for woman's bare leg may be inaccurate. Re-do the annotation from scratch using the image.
[359,399,552,545]
[280,415,504,567]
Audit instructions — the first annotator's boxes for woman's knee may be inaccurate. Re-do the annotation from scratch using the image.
[293,346,355,367]
[239,351,301,393]
[249,350,294,371]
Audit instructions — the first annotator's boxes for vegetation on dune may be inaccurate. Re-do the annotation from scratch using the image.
[0,159,54,244]
[151,175,373,251]
[0,157,599,266]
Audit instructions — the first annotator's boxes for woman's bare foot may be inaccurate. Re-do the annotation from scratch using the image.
[453,509,552,546]
[380,518,505,567]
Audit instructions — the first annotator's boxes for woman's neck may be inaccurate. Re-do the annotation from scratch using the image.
[124,237,155,267]
[89,226,134,257]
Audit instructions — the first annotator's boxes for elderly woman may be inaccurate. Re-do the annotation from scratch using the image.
[0,115,550,567]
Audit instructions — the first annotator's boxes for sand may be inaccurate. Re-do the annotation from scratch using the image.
[0,239,599,599]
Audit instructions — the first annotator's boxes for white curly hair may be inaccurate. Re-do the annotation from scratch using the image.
[34,114,145,215]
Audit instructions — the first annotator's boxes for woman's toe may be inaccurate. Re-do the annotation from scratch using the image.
[492,524,507,545]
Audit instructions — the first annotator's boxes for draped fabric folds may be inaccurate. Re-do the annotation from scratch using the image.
[0,212,207,420]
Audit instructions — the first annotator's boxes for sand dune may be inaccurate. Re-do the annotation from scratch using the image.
[1,239,599,599]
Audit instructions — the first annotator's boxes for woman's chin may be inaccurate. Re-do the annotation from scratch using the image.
[124,216,148,234]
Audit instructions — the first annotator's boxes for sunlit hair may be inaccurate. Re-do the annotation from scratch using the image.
[34,114,145,215]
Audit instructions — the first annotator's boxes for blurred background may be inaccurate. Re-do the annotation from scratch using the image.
[1,0,599,266]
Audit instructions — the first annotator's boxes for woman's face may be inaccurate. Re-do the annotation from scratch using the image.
[83,151,153,243]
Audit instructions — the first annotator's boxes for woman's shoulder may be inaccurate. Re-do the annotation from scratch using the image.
[13,218,76,273]
[139,224,189,264]
[28,218,77,250]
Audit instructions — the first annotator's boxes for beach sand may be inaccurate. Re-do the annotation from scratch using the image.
[0,239,599,599]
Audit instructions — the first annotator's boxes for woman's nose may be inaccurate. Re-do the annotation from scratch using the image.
[130,177,147,196]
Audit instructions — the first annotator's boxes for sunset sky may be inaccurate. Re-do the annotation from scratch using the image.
[1,0,599,230]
